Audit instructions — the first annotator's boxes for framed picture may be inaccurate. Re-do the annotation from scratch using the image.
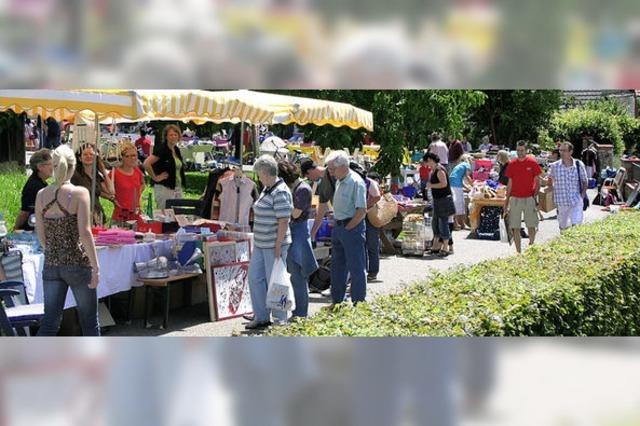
[209,262,252,321]
[205,241,237,267]
[235,239,251,262]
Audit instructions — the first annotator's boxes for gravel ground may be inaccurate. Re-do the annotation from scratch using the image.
[105,190,610,336]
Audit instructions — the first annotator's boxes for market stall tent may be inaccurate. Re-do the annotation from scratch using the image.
[81,89,277,125]
[207,89,374,131]
[80,89,374,131]
[0,90,138,122]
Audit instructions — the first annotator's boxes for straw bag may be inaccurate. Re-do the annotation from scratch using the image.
[367,193,398,228]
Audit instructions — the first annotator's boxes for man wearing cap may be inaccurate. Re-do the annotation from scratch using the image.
[300,158,336,240]
[324,150,368,308]
[15,149,52,231]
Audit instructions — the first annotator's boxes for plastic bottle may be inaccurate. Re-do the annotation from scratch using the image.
[146,193,154,218]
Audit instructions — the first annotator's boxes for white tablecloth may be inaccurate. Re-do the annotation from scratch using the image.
[22,240,175,309]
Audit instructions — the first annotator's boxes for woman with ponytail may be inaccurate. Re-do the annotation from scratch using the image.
[71,143,116,227]
[35,145,101,336]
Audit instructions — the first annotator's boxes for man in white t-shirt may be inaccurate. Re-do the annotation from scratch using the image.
[428,132,449,171]
[365,172,382,282]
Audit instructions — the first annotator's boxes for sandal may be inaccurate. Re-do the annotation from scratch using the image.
[437,250,449,257]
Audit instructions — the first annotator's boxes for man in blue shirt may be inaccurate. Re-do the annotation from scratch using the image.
[325,150,368,309]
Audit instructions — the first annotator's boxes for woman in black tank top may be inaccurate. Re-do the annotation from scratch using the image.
[424,153,454,257]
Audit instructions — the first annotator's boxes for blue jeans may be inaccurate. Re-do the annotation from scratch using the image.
[432,214,451,240]
[288,261,308,317]
[248,245,289,323]
[37,265,99,336]
[287,221,318,318]
[331,220,367,304]
[365,218,380,276]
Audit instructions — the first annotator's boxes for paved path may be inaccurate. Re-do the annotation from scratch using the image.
[106,190,610,336]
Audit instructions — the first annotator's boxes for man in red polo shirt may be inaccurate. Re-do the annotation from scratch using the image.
[505,140,542,253]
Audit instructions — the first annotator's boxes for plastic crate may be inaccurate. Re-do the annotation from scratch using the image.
[137,219,163,234]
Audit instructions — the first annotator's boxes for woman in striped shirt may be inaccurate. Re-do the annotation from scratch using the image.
[246,155,293,330]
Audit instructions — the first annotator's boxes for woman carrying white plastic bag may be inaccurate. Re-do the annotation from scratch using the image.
[266,258,296,313]
[246,155,294,330]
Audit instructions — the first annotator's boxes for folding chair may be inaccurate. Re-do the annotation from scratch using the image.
[0,280,44,335]
[0,289,18,336]
[0,251,45,334]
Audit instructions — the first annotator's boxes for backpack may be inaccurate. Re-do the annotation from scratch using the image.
[349,161,368,182]
[349,161,371,191]
[309,257,331,292]
[328,161,371,192]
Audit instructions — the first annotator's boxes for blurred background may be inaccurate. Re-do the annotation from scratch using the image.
[0,0,639,88]
[2,2,640,426]
[2,339,640,425]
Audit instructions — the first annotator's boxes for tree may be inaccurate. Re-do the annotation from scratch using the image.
[582,98,640,154]
[400,90,486,151]
[275,89,486,177]
[550,109,624,156]
[469,90,563,148]
[0,111,25,167]
[370,91,405,178]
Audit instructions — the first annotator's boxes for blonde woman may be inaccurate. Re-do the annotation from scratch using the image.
[71,143,116,226]
[35,145,100,336]
[109,141,145,222]
[496,150,511,186]
[143,124,186,209]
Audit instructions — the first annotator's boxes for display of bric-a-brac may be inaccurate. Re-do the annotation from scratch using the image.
[235,239,251,262]
[206,241,236,266]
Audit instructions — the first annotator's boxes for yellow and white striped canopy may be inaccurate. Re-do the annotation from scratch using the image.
[208,90,374,131]
[0,89,374,131]
[0,90,137,122]
[90,90,277,125]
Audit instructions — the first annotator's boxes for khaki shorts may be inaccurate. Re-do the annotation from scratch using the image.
[508,196,539,229]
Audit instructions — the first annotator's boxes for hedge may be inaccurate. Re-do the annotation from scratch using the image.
[272,212,640,336]
[184,172,208,194]
[550,108,625,156]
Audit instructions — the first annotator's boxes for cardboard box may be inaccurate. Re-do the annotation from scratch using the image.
[538,186,556,213]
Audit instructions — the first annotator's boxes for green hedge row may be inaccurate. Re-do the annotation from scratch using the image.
[273,212,640,336]
[142,171,207,194]
[184,171,208,195]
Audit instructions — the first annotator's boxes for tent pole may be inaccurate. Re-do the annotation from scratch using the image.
[239,121,245,165]
[90,114,98,223]
[253,124,259,160]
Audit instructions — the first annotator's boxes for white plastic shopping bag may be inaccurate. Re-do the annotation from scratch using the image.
[266,258,296,312]
[499,219,509,244]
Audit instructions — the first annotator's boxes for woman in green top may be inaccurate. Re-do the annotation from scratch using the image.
[143,124,187,209]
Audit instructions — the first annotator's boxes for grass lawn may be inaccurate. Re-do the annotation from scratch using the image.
[0,164,202,230]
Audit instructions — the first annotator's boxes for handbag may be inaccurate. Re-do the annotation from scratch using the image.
[577,160,589,211]
[433,195,456,217]
[431,166,456,217]
[367,193,399,228]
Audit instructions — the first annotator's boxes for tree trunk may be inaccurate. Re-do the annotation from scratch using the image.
[0,113,25,167]
[490,114,498,146]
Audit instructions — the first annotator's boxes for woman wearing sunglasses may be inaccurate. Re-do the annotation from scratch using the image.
[109,141,145,223]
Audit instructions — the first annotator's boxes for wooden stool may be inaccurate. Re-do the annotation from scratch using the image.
[138,273,201,329]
